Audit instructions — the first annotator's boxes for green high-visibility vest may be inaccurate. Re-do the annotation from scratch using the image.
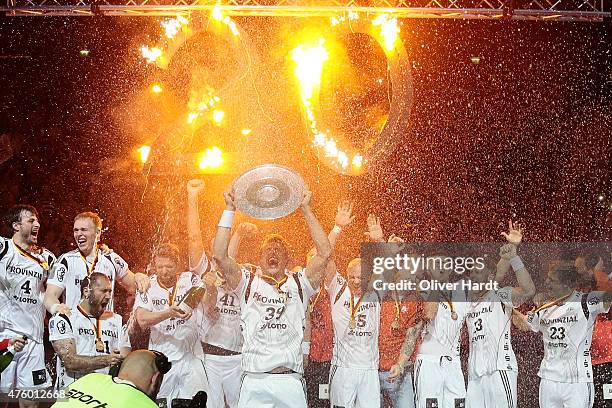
[51,373,158,408]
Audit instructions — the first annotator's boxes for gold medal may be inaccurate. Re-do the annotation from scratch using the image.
[95,338,105,353]
[41,262,49,271]
[451,311,458,321]
[279,291,288,303]
[349,318,356,329]
[391,318,400,330]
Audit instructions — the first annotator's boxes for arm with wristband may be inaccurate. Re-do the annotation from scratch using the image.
[498,221,535,306]
[212,190,243,290]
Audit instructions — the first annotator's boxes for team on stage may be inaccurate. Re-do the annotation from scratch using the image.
[0,179,610,408]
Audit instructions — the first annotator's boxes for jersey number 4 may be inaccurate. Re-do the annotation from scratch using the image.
[21,280,32,295]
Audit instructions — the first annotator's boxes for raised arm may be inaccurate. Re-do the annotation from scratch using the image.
[499,221,535,305]
[52,339,123,373]
[187,179,206,269]
[302,190,332,289]
[212,190,242,290]
[229,222,258,259]
[318,201,355,287]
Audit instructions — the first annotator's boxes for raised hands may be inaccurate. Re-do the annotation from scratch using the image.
[335,201,355,228]
[236,222,258,238]
[223,189,236,211]
[187,179,205,196]
[300,189,313,210]
[365,214,385,242]
[501,220,523,246]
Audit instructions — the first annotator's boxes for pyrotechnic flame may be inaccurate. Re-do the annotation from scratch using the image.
[291,39,363,172]
[198,146,224,169]
[212,109,225,125]
[372,15,399,52]
[141,46,163,63]
[151,84,162,93]
[211,5,240,36]
[137,145,151,163]
[291,40,328,107]
[161,15,189,39]
[187,112,199,124]
[187,89,221,126]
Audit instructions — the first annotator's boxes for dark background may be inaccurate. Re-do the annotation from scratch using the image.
[0,15,611,407]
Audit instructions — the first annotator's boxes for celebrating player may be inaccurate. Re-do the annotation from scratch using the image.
[464,221,535,408]
[49,273,125,389]
[0,205,55,408]
[185,178,244,408]
[212,188,331,408]
[133,243,210,407]
[305,201,355,408]
[327,214,391,408]
[381,242,424,408]
[514,261,611,408]
[44,211,150,315]
[412,251,470,408]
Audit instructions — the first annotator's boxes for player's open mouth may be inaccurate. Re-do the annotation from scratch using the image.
[77,237,87,245]
[268,257,279,267]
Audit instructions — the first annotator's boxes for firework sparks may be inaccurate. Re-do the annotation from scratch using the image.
[198,146,224,170]
[372,14,399,52]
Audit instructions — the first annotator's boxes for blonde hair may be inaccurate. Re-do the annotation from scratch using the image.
[75,212,103,231]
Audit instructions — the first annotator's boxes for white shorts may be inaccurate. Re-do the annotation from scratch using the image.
[158,355,209,406]
[466,371,517,408]
[238,372,307,408]
[539,378,594,408]
[204,353,242,408]
[414,355,466,408]
[0,336,51,392]
[329,365,380,408]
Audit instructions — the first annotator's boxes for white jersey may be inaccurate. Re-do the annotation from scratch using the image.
[133,272,207,362]
[48,249,129,312]
[203,286,243,352]
[419,288,469,357]
[466,287,517,379]
[527,291,610,383]
[236,267,315,374]
[48,307,123,388]
[0,237,55,343]
[327,273,381,370]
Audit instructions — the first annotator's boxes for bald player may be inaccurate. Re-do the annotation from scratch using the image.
[213,188,331,408]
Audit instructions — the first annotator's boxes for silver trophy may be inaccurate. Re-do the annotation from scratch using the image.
[232,164,305,220]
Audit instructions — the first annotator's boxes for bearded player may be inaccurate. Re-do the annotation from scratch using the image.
[212,188,331,408]
[0,205,55,408]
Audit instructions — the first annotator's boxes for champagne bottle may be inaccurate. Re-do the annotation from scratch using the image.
[177,284,206,313]
[0,346,16,373]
